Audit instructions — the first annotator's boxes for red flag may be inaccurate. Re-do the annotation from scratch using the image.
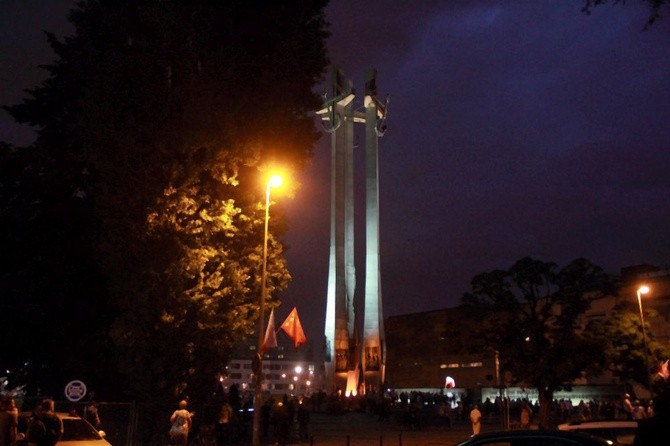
[281,307,307,347]
[262,309,278,353]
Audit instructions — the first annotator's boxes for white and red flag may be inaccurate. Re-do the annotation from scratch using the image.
[280,307,307,348]
[262,308,278,353]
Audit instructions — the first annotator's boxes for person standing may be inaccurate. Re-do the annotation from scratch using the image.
[261,398,273,440]
[0,397,18,446]
[632,400,647,420]
[438,401,452,428]
[646,400,654,418]
[634,360,670,446]
[520,403,532,429]
[296,400,310,442]
[29,399,63,446]
[84,402,101,430]
[270,401,289,446]
[169,400,192,446]
[469,404,482,435]
[215,397,233,446]
[623,393,634,420]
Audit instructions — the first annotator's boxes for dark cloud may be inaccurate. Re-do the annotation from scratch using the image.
[1,1,669,343]
[0,0,74,145]
[282,1,670,338]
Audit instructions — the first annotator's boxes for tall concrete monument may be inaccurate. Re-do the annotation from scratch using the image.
[318,68,388,394]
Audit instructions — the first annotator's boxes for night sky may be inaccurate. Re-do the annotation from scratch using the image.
[2,1,669,346]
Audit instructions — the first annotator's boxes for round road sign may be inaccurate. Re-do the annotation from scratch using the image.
[64,380,87,402]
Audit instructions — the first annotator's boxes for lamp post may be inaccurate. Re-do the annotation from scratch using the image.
[636,285,650,378]
[252,174,282,446]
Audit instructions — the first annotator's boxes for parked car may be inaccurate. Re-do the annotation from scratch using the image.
[18,412,111,446]
[558,419,638,445]
[456,429,614,446]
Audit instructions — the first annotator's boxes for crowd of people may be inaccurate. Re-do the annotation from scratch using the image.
[3,364,667,446]
[3,369,666,446]
[171,386,315,446]
[179,364,670,445]
[0,397,63,446]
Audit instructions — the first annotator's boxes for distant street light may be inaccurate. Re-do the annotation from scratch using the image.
[636,285,651,378]
[252,174,282,446]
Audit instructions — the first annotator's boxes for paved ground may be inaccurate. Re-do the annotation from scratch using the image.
[305,411,503,446]
[218,407,511,446]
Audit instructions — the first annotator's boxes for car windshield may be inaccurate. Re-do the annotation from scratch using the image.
[61,419,102,441]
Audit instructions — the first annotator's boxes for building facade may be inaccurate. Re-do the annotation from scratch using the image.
[384,264,670,395]
[220,331,325,398]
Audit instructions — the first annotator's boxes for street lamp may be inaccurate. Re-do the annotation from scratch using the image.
[252,174,282,446]
[636,285,650,377]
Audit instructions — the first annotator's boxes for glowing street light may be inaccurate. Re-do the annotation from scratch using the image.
[252,174,282,446]
[636,285,651,377]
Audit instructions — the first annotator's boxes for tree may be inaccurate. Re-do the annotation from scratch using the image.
[2,0,330,418]
[582,0,669,28]
[588,302,670,386]
[462,257,618,428]
[0,141,122,398]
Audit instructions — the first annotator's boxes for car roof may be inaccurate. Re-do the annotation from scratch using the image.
[22,412,84,419]
[558,419,638,429]
[20,412,93,423]
[56,412,86,419]
[458,429,612,446]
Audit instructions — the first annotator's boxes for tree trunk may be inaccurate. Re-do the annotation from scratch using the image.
[537,388,554,429]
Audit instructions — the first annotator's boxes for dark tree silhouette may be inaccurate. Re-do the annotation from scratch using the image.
[582,0,668,28]
[462,257,619,428]
[1,0,330,420]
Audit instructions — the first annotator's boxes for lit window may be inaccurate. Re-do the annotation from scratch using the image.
[462,362,483,368]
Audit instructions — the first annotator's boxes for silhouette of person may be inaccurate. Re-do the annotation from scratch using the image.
[469,404,482,435]
[169,400,192,446]
[0,396,18,446]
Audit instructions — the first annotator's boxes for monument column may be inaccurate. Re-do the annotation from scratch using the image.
[362,69,387,390]
[320,68,354,391]
[320,68,387,393]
